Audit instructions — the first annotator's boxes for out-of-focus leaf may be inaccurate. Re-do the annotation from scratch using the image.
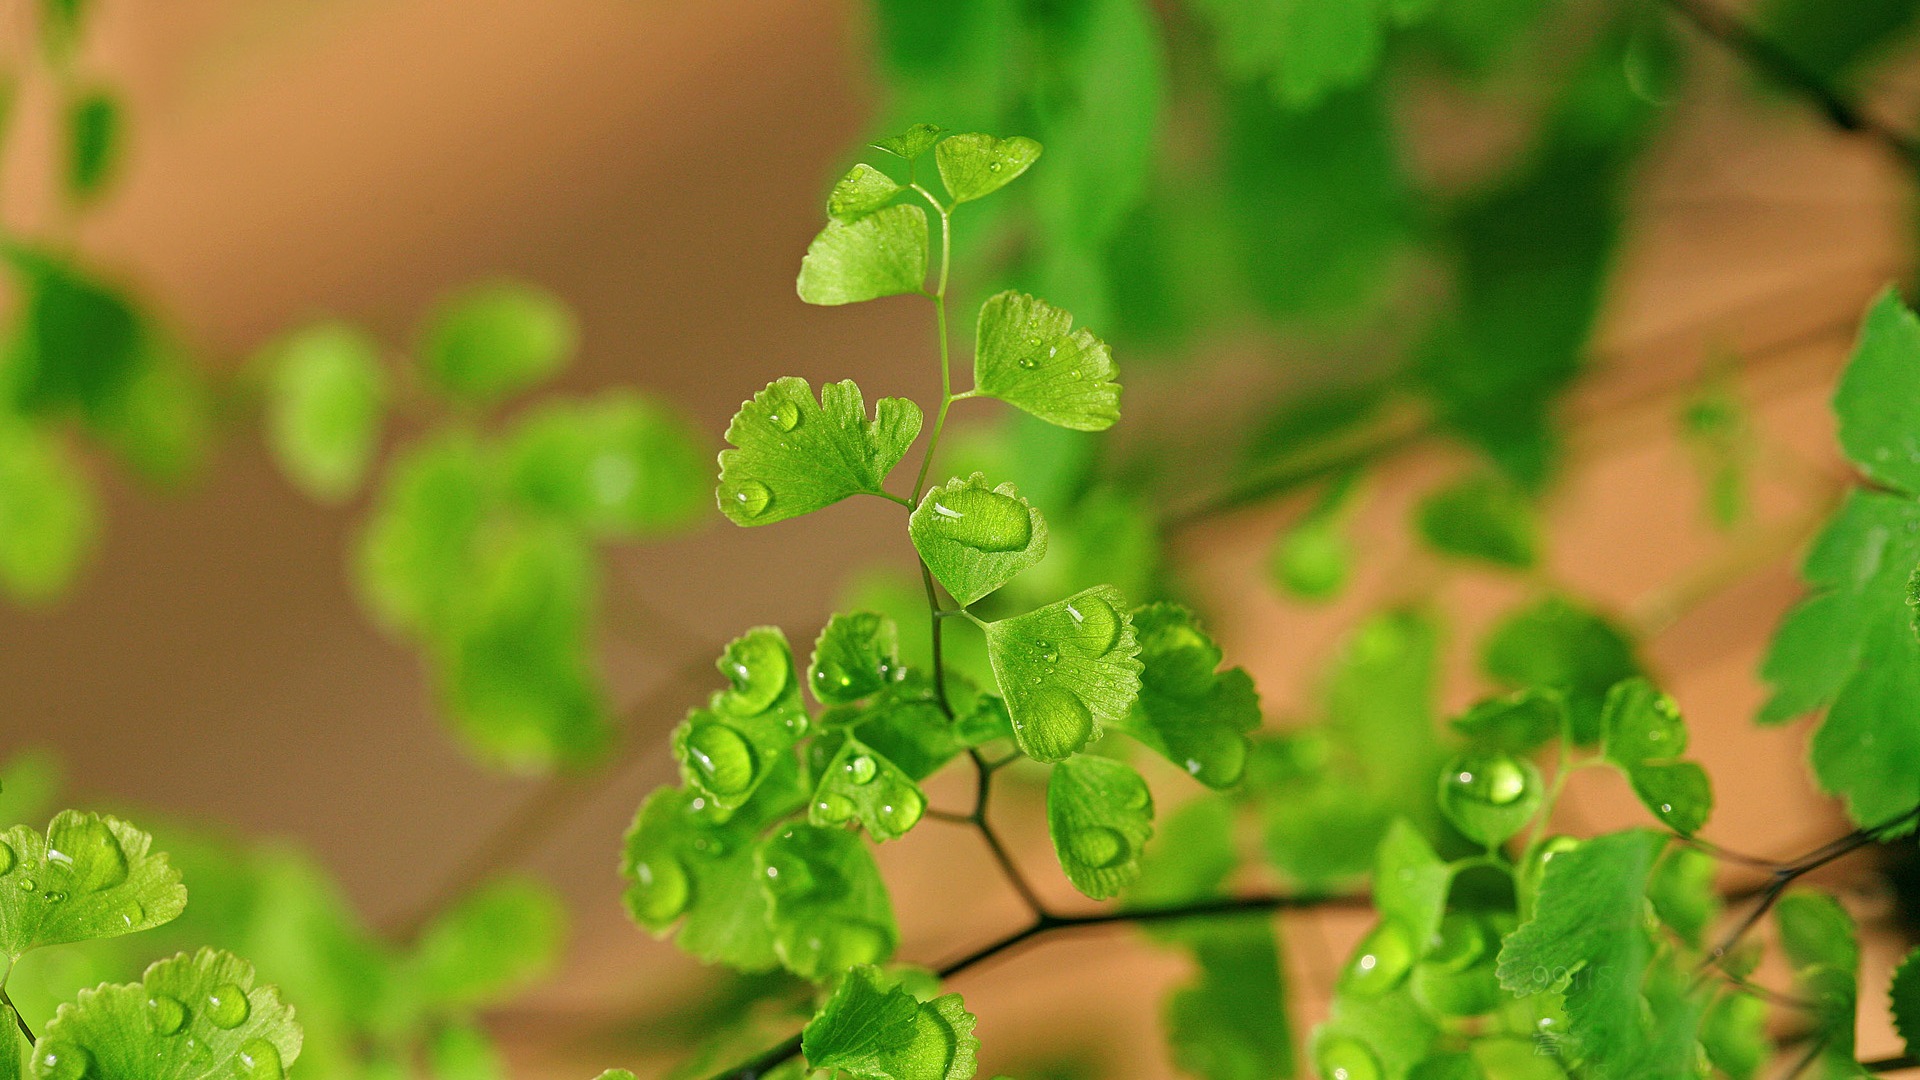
[1481,596,1638,746]
[757,825,899,981]
[263,322,387,502]
[501,392,708,537]
[416,280,576,406]
[408,875,565,1008]
[1163,917,1292,1080]
[1414,473,1537,570]
[0,420,95,604]
[1046,755,1154,900]
[1115,604,1260,788]
[1192,0,1391,108]
[64,87,121,202]
[2,246,144,420]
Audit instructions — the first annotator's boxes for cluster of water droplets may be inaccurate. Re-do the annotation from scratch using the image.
[681,634,806,801]
[1,818,143,927]
[1014,594,1126,759]
[31,980,279,1080]
[812,749,925,838]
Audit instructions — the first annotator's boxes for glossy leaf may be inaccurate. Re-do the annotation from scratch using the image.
[796,203,929,305]
[810,738,925,842]
[0,421,95,603]
[31,948,301,1080]
[416,280,575,406]
[717,377,923,526]
[620,756,808,972]
[810,612,901,705]
[871,124,944,162]
[672,627,809,812]
[262,322,387,502]
[757,825,899,980]
[1893,946,1920,1059]
[1115,603,1260,788]
[1373,819,1452,959]
[407,875,565,1008]
[970,291,1119,432]
[830,163,904,221]
[500,393,708,537]
[0,811,186,961]
[1414,473,1536,570]
[801,965,978,1080]
[909,474,1047,606]
[1481,597,1638,745]
[934,133,1041,203]
[1046,755,1154,900]
[983,586,1142,762]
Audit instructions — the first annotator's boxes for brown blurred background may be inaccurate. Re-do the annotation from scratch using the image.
[0,1,1915,1075]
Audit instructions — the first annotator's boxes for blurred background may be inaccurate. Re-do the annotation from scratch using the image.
[1,0,1919,1076]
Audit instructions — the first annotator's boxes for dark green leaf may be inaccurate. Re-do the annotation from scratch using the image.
[1115,604,1260,789]
[801,965,978,1080]
[64,88,121,202]
[3,246,144,419]
[757,825,899,980]
[796,204,929,305]
[983,586,1142,762]
[416,280,575,406]
[1481,596,1638,745]
[717,377,923,526]
[970,291,1119,432]
[1414,474,1537,570]
[1892,946,1920,1059]
[909,474,1047,606]
[1193,0,1387,108]
[262,322,387,502]
[1046,755,1153,900]
[1163,917,1292,1080]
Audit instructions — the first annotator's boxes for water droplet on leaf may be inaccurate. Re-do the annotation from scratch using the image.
[18,878,34,892]
[813,794,857,825]
[34,1041,90,1080]
[878,790,924,835]
[684,722,757,796]
[206,983,251,1028]
[238,1038,284,1080]
[629,854,690,924]
[1315,1037,1382,1080]
[146,993,188,1035]
[720,632,789,714]
[1015,686,1093,761]
[1067,827,1129,869]
[43,890,66,904]
[845,755,878,785]
[1339,921,1414,997]
[723,479,773,519]
[928,486,1031,552]
[1064,596,1121,655]
[766,398,800,432]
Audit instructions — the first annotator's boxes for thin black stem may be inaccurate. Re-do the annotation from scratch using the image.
[701,891,1360,1080]
[1865,1054,1920,1073]
[967,750,1049,917]
[2,988,32,1045]
[1661,0,1920,166]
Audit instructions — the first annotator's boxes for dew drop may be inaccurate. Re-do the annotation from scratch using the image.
[1036,640,1059,664]
[812,662,855,699]
[43,890,67,904]
[145,993,188,1036]
[845,755,878,785]
[1067,827,1129,869]
[1315,1037,1382,1080]
[722,479,773,519]
[34,1040,90,1080]
[987,160,1002,172]
[766,399,800,432]
[18,878,34,892]
[878,788,925,835]
[684,723,758,796]
[1016,354,1040,370]
[813,794,857,825]
[0,840,13,876]
[720,632,789,714]
[1015,687,1093,761]
[1064,596,1121,654]
[1338,921,1414,997]
[628,854,690,924]
[238,1038,285,1080]
[206,983,251,1022]
[927,486,1031,552]
[1449,752,1530,806]
[762,853,816,897]
[206,983,250,1029]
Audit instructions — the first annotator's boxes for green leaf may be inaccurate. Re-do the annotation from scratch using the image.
[801,966,978,1080]
[416,280,575,406]
[30,948,302,1080]
[757,825,899,980]
[1482,597,1639,745]
[827,671,981,781]
[1115,603,1260,788]
[0,811,186,961]
[1193,0,1387,108]
[909,474,1048,606]
[3,246,144,419]
[262,322,387,502]
[1313,985,1437,1080]
[1372,819,1452,959]
[64,88,120,202]
[830,164,905,221]
[1761,489,1920,826]
[672,627,809,812]
[810,612,901,705]
[796,203,929,305]
[1599,677,1713,833]
[1700,990,1769,1080]
[407,875,565,1008]
[871,124,945,162]
[1414,474,1537,570]
[1163,917,1292,1080]
[1836,288,1920,492]
[717,377,923,526]
[970,291,1120,432]
[982,586,1143,762]
[501,393,709,538]
[1892,947,1920,1059]
[1046,755,1154,900]
[1268,515,1352,602]
[1775,890,1863,1072]
[810,738,926,842]
[621,756,808,972]
[1450,690,1564,754]
[428,1021,504,1080]
[0,421,95,603]
[1624,761,1711,835]
[1436,749,1542,849]
[934,133,1041,203]
[1646,844,1717,948]
[1127,794,1238,909]
[1496,829,1665,1075]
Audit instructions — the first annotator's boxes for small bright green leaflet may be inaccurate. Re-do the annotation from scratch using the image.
[31,947,302,1080]
[355,431,491,637]
[1046,755,1154,900]
[1114,603,1260,789]
[500,393,708,538]
[1496,829,1665,1076]
[65,87,120,202]
[871,124,943,162]
[1450,690,1564,754]
[810,738,925,842]
[1644,844,1717,950]
[0,811,186,960]
[672,627,809,811]
[621,756,807,972]
[757,825,899,980]
[1700,990,1769,1080]
[801,966,977,1080]
[717,377,923,526]
[416,280,575,406]
[1481,596,1639,745]
[970,291,1120,432]
[1373,819,1452,959]
[827,672,985,781]
[830,164,904,221]
[1313,985,1436,1080]
[1163,917,1292,1080]
[1600,677,1712,834]
[262,322,387,502]
[406,875,565,1008]
[982,585,1142,762]
[0,420,95,603]
[796,203,929,305]
[1414,473,1536,570]
[909,474,1047,606]
[1892,947,1920,1058]
[428,1021,503,1080]
[934,133,1041,203]
[810,612,901,705]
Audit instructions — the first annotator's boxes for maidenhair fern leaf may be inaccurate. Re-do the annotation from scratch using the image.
[717,378,922,526]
